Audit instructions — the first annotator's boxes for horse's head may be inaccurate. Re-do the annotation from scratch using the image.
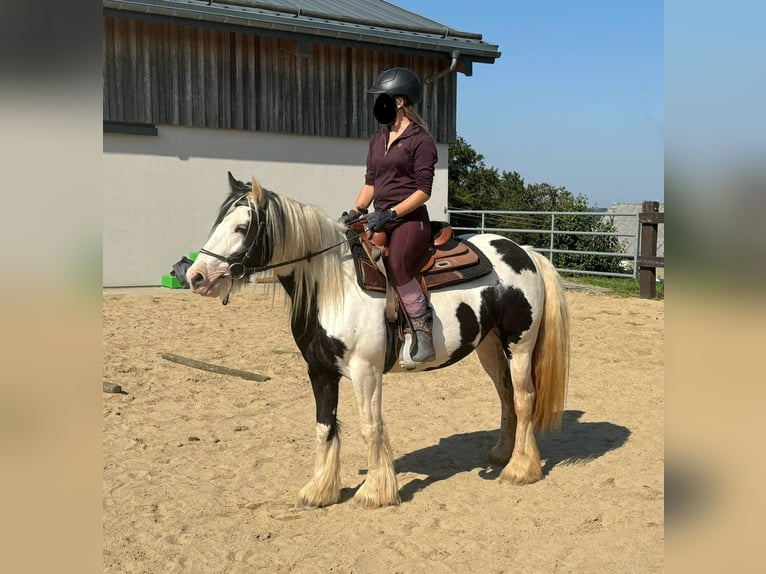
[187,172,272,302]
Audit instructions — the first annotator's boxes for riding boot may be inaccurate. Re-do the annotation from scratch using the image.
[409,307,435,363]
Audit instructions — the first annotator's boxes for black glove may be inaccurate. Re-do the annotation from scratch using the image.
[341,208,368,225]
[366,208,397,232]
[341,209,360,225]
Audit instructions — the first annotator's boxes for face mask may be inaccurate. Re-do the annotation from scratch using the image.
[373,94,398,125]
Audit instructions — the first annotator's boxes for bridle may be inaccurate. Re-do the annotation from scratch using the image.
[197,193,363,296]
[198,194,271,281]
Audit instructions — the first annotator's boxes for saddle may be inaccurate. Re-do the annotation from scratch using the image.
[348,221,492,294]
[347,221,492,372]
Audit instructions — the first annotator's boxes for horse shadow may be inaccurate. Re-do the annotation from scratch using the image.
[393,410,630,502]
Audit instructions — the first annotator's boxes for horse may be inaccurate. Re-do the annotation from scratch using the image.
[186,172,570,508]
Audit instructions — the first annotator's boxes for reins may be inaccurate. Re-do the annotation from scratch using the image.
[198,190,366,304]
[208,230,363,306]
[223,230,364,279]
[198,196,365,278]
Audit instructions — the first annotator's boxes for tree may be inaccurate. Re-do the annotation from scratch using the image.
[447,136,501,210]
[447,137,623,274]
[447,136,502,231]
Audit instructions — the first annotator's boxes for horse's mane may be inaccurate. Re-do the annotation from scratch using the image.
[255,189,348,322]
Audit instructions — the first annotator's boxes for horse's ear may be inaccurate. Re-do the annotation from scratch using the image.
[228,171,250,193]
[251,176,266,207]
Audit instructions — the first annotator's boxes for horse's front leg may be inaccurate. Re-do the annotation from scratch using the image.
[350,365,400,507]
[296,365,342,508]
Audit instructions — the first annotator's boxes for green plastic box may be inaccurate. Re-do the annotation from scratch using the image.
[161,274,184,289]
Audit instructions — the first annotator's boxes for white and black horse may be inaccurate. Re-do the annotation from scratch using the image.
[186,173,570,508]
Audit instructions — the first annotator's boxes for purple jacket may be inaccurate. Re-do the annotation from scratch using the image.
[364,123,438,221]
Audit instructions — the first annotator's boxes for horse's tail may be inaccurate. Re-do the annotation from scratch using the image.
[526,248,570,432]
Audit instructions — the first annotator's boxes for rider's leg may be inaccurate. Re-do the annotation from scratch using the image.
[388,220,435,363]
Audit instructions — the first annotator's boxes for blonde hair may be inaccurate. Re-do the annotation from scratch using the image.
[255,188,346,322]
[396,96,430,134]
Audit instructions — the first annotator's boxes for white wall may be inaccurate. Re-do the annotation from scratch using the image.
[103,125,449,287]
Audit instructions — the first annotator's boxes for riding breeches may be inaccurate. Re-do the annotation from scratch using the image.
[388,219,431,317]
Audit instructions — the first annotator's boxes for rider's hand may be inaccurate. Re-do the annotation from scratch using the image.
[341,209,361,225]
[366,208,397,232]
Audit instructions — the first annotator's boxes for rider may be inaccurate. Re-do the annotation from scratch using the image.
[342,67,438,364]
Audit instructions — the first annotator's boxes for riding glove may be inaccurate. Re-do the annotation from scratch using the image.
[366,208,397,232]
[341,207,367,225]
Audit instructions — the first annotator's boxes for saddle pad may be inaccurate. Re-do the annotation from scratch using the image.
[422,239,493,289]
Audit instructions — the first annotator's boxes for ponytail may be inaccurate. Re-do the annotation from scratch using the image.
[403,104,430,135]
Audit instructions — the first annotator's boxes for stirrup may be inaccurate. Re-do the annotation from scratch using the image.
[399,330,435,369]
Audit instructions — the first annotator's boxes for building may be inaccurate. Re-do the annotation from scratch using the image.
[102,0,500,286]
[606,202,665,259]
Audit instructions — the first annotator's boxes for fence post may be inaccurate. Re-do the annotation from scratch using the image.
[639,201,660,298]
[549,213,555,264]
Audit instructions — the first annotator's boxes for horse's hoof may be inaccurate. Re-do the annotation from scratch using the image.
[295,488,340,509]
[353,496,399,509]
[295,495,338,509]
[353,486,400,508]
[500,454,543,485]
[295,500,322,510]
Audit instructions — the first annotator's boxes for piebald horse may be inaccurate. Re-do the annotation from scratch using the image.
[186,173,570,508]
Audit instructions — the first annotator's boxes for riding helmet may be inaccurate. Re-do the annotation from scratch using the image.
[367,67,422,106]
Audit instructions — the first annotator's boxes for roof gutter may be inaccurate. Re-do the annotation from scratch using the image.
[425,50,460,85]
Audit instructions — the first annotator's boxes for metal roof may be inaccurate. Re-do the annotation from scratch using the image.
[103,0,501,64]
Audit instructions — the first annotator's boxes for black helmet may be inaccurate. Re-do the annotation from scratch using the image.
[367,67,422,105]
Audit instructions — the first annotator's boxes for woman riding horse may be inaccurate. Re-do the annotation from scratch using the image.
[343,67,438,365]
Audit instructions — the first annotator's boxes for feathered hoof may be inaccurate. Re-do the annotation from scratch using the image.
[353,480,401,508]
[499,453,543,485]
[296,482,340,509]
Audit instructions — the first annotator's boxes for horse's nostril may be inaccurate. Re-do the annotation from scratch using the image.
[190,273,205,289]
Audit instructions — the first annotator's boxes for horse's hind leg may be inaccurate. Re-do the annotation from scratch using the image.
[475,332,515,466]
[350,366,400,507]
[501,345,543,484]
[296,366,342,508]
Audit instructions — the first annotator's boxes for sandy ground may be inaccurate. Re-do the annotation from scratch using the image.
[103,286,664,573]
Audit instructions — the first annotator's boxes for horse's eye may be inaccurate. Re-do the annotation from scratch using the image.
[235,224,248,235]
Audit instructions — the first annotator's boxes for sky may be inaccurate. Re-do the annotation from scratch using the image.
[664,1,766,191]
[396,1,664,208]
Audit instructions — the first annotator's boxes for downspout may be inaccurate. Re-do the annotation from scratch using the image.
[425,50,460,85]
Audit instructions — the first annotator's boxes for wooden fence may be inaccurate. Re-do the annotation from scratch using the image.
[637,200,665,299]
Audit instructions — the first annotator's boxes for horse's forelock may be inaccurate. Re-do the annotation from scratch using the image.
[212,188,263,229]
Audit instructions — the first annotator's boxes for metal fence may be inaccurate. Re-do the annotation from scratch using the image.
[445,209,641,279]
